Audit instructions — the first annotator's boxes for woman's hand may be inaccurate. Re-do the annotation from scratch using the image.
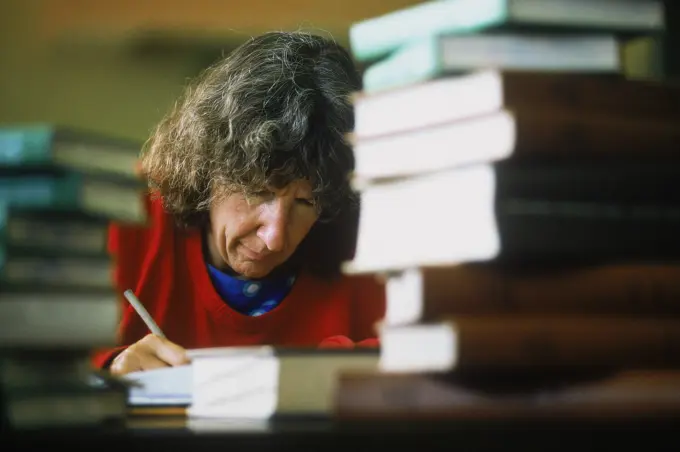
[110,334,189,375]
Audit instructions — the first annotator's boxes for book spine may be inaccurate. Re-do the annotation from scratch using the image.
[362,38,443,93]
[2,216,108,257]
[0,128,53,165]
[349,0,506,62]
[0,173,83,210]
[1,255,114,289]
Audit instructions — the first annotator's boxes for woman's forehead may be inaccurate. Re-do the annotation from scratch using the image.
[266,179,314,195]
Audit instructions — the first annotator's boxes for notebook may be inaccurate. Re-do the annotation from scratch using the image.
[123,364,192,406]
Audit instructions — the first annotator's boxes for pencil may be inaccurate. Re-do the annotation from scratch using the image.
[123,289,166,339]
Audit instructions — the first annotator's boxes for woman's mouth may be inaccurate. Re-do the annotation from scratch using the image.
[239,243,268,261]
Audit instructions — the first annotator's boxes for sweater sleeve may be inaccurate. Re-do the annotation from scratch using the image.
[91,196,155,369]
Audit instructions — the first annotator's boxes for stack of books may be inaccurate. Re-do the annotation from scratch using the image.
[0,123,147,428]
[335,0,680,420]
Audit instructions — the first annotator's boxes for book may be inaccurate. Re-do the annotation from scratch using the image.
[353,69,680,140]
[349,0,664,62]
[1,351,129,428]
[379,316,680,372]
[384,264,680,326]
[0,247,114,289]
[3,385,127,428]
[0,169,147,224]
[362,33,621,93]
[334,370,680,420]
[344,160,680,274]
[0,290,119,348]
[351,107,680,183]
[189,347,378,418]
[0,206,109,257]
[0,123,141,179]
[122,346,379,418]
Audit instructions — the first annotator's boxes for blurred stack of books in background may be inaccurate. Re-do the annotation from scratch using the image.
[337,0,680,420]
[0,123,146,428]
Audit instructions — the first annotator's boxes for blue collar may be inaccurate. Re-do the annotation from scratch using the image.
[206,264,298,316]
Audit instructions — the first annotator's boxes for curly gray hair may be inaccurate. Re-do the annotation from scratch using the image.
[141,31,361,227]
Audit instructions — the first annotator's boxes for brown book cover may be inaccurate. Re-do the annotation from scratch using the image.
[334,370,680,421]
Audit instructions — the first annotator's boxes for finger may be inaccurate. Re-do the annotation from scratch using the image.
[111,343,174,375]
[110,350,143,376]
[156,341,190,367]
[139,353,172,371]
[142,334,190,367]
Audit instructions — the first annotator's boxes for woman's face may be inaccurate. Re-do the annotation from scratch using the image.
[206,180,319,279]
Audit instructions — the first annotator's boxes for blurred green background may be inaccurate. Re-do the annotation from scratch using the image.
[0,0,675,143]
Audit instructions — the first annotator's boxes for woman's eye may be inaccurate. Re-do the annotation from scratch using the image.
[297,198,315,207]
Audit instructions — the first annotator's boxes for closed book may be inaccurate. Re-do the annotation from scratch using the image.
[353,69,680,140]
[0,123,140,179]
[352,107,680,183]
[0,290,119,348]
[344,160,680,274]
[362,33,621,93]
[380,316,680,372]
[0,168,147,224]
[384,264,680,326]
[0,206,109,257]
[349,0,664,62]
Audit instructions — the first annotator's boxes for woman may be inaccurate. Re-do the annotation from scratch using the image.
[94,31,386,376]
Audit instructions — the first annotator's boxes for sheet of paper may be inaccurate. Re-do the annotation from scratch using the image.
[123,364,192,406]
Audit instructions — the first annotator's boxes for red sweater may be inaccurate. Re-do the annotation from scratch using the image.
[92,195,386,368]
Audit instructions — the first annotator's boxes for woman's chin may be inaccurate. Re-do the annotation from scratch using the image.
[232,261,272,280]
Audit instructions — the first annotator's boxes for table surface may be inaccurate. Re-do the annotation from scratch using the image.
[3,413,680,451]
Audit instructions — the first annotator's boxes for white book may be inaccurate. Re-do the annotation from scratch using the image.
[345,164,500,274]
